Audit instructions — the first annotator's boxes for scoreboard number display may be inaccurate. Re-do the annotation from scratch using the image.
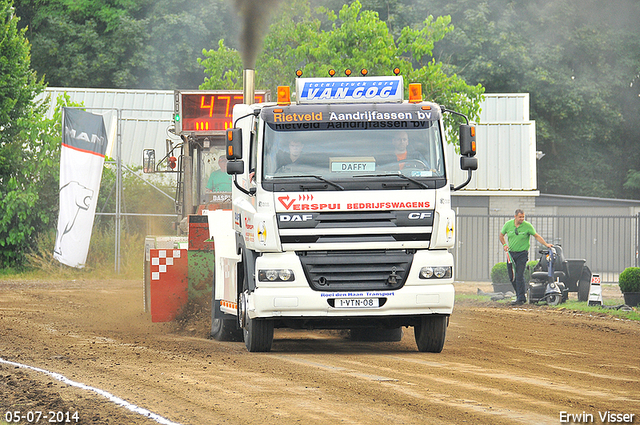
[174,91,269,135]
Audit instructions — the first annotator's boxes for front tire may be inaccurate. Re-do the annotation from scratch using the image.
[414,315,448,353]
[240,274,274,352]
[243,313,274,352]
[547,294,561,306]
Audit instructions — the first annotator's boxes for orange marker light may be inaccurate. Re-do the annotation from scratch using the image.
[227,145,233,157]
[393,67,401,75]
[408,83,422,103]
[345,69,352,77]
[295,69,303,78]
[360,68,368,76]
[328,69,336,77]
[277,86,291,105]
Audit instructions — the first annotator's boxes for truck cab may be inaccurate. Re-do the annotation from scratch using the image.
[210,73,477,352]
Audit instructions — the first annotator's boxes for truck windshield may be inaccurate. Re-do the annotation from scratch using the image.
[262,120,445,181]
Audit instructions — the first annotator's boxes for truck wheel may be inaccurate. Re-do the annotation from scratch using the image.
[211,318,243,342]
[350,327,403,342]
[210,283,242,342]
[239,289,274,352]
[243,315,274,352]
[414,315,448,353]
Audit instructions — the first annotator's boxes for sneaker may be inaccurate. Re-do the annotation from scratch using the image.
[511,299,526,305]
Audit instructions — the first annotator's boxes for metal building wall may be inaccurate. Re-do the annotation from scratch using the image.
[38,88,180,166]
[446,93,537,192]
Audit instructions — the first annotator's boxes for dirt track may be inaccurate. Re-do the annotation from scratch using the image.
[1,278,639,425]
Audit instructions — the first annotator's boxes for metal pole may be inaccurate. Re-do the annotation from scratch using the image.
[115,109,122,273]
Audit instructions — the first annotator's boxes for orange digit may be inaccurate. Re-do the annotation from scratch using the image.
[218,95,231,118]
[200,96,214,117]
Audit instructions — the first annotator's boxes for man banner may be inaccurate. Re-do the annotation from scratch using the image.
[54,108,109,268]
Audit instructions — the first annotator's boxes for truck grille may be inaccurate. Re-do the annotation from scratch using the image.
[298,250,413,291]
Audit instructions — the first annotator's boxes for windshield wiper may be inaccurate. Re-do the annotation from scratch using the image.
[354,172,429,189]
[274,175,345,190]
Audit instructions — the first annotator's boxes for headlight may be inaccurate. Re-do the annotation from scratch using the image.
[420,267,434,279]
[278,269,292,281]
[258,269,295,282]
[419,266,452,279]
[434,267,448,278]
[265,270,278,281]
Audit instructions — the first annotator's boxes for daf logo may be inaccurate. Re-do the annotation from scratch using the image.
[279,214,314,222]
[408,212,431,220]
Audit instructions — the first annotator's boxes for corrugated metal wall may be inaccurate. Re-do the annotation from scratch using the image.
[446,93,537,192]
[39,88,180,167]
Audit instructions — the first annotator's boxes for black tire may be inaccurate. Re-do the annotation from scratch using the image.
[577,268,591,302]
[243,315,274,352]
[211,318,243,342]
[414,315,448,353]
[350,327,403,342]
[240,259,274,352]
[210,275,243,342]
[547,294,561,306]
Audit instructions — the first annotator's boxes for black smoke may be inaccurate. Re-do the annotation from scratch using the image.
[233,0,283,69]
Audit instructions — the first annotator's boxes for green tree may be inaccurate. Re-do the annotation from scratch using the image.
[15,0,148,88]
[383,0,640,199]
[200,0,484,141]
[0,0,52,268]
[15,0,239,90]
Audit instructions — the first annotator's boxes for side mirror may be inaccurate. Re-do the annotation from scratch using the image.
[460,156,478,171]
[143,149,155,173]
[226,128,243,160]
[459,124,476,156]
[227,160,244,175]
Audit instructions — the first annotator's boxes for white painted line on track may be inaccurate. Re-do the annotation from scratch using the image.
[0,357,183,425]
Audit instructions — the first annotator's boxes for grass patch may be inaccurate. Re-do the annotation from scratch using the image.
[467,293,640,322]
[556,300,640,321]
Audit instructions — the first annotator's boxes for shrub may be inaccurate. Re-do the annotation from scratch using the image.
[619,267,640,293]
[491,261,538,283]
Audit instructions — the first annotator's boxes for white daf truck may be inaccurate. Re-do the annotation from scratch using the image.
[208,71,477,352]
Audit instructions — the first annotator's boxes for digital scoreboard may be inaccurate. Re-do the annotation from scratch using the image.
[174,91,269,135]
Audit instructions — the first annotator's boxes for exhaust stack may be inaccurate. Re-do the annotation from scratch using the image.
[243,69,255,105]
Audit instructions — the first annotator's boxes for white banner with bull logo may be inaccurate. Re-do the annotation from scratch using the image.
[53,108,109,268]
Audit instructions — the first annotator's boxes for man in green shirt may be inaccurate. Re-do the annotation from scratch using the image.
[499,209,552,304]
[207,156,232,192]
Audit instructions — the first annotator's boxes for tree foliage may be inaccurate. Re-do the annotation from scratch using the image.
[373,0,640,199]
[0,0,61,268]
[200,1,484,141]
[14,0,238,89]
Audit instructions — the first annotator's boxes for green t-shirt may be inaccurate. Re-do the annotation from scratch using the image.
[207,170,232,192]
[501,219,536,252]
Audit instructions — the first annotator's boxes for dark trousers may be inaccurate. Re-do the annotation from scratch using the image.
[510,250,529,301]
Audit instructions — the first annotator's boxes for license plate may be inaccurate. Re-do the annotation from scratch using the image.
[334,298,380,308]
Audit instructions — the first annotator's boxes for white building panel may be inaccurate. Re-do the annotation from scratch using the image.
[39,88,179,166]
[480,93,529,123]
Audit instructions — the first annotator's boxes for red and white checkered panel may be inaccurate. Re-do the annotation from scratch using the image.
[149,249,188,322]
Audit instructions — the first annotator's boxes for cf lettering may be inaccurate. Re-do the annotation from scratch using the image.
[408,212,430,220]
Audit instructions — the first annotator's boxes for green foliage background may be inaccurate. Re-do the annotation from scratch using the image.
[618,267,640,293]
